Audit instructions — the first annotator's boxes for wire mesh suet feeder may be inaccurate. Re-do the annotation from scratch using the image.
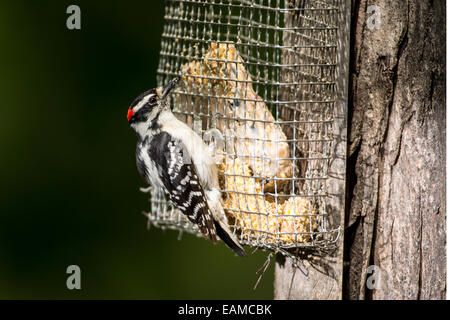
[144,0,342,258]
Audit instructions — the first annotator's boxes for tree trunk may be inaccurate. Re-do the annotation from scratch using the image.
[344,0,446,300]
[274,0,446,300]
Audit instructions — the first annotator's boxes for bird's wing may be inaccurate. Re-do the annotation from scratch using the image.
[148,131,217,243]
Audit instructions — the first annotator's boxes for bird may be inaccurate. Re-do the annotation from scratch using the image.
[127,77,246,257]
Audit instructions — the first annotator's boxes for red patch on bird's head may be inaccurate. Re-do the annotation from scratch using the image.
[127,106,134,122]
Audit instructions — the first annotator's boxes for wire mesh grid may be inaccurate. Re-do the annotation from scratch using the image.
[145,0,341,255]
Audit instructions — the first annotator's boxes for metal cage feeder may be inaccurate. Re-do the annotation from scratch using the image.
[143,0,342,257]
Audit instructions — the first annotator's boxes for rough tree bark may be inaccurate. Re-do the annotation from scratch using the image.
[274,0,446,300]
[344,0,446,300]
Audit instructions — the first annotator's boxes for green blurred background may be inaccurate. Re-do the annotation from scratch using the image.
[0,0,273,299]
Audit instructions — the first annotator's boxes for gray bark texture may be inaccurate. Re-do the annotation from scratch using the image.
[274,0,446,300]
[344,0,446,300]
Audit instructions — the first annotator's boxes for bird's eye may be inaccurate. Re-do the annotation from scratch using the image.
[148,96,157,104]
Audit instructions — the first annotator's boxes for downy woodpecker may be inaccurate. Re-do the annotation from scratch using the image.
[127,77,246,257]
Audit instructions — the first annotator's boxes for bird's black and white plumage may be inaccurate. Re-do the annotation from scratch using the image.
[127,77,246,257]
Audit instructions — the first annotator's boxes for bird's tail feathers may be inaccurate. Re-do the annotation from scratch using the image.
[213,220,246,257]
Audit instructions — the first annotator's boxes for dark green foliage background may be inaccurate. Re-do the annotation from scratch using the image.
[0,0,273,299]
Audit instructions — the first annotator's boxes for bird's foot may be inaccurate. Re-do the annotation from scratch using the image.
[139,185,153,193]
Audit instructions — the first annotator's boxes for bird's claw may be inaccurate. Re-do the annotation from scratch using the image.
[140,186,153,193]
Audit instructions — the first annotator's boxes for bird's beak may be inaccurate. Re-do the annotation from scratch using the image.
[162,76,180,99]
